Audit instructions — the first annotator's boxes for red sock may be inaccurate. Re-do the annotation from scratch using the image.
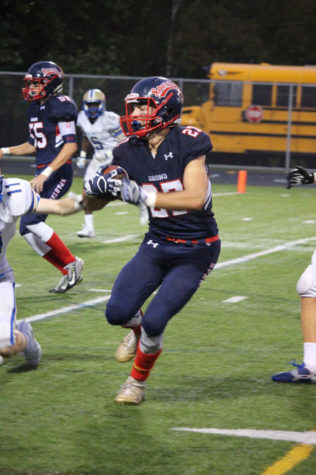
[44,232,75,268]
[130,346,162,381]
[43,251,68,274]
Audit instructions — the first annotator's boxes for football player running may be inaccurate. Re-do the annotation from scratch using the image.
[272,165,316,383]
[76,88,148,237]
[0,171,83,367]
[76,89,126,237]
[0,61,84,294]
[85,76,221,405]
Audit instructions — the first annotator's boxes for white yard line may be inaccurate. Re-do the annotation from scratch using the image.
[213,192,240,197]
[216,236,316,270]
[21,296,110,324]
[171,427,316,445]
[24,236,316,322]
[223,296,248,303]
[102,234,139,244]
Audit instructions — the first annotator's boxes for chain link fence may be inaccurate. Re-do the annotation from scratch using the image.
[0,72,312,172]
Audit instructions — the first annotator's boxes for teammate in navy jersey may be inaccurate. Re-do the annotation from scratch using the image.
[0,61,84,293]
[85,76,221,405]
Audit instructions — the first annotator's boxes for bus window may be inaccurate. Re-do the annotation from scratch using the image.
[213,82,243,106]
[252,84,272,106]
[276,85,297,107]
[301,85,316,108]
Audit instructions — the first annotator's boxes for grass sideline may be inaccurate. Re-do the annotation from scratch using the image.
[1,175,316,474]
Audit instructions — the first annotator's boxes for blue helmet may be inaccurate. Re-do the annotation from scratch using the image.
[0,174,3,204]
[82,89,106,120]
[22,61,64,101]
[120,76,183,138]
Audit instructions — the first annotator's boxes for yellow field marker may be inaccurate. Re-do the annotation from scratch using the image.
[262,443,314,474]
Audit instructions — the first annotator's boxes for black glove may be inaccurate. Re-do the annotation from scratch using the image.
[286,166,314,189]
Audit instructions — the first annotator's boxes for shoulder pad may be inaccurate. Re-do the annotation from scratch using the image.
[51,96,78,122]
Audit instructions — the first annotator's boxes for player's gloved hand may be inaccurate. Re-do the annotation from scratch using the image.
[286,166,315,189]
[121,178,157,207]
[84,167,123,197]
[76,157,86,169]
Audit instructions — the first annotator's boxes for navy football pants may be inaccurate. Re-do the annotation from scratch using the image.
[106,232,221,336]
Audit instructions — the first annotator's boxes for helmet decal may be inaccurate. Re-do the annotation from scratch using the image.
[151,80,183,99]
[40,67,63,78]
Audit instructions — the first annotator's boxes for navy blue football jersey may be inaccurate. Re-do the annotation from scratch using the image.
[112,126,218,239]
[27,95,78,167]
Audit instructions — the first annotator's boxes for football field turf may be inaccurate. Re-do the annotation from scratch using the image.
[1,175,316,474]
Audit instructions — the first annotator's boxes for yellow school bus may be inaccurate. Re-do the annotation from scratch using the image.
[181,62,316,164]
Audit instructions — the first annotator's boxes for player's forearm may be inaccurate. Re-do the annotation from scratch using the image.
[48,142,78,171]
[0,142,36,158]
[36,196,82,215]
[155,189,207,211]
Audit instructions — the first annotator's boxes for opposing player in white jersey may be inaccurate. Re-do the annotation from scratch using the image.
[76,89,148,237]
[272,166,316,383]
[76,89,125,237]
[0,173,83,367]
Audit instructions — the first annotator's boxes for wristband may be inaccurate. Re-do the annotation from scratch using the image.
[1,147,10,155]
[41,166,53,178]
[80,151,87,158]
[143,190,157,208]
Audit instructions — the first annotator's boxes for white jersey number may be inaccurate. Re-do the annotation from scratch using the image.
[143,180,187,218]
[29,122,47,149]
[90,136,104,150]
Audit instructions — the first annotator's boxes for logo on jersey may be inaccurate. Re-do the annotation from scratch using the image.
[148,173,168,182]
[151,80,182,98]
[147,239,159,248]
[164,152,173,160]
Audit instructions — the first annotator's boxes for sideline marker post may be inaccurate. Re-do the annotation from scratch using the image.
[237,170,247,193]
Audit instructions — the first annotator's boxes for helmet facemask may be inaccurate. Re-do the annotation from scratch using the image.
[22,77,49,101]
[120,93,176,139]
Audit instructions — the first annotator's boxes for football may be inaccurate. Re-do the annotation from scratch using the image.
[100,164,129,181]
[99,164,129,202]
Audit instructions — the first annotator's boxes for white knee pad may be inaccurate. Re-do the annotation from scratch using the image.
[27,222,54,242]
[23,233,50,256]
[296,251,316,297]
[140,329,163,354]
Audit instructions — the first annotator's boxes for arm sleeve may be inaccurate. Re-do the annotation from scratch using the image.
[183,129,213,167]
